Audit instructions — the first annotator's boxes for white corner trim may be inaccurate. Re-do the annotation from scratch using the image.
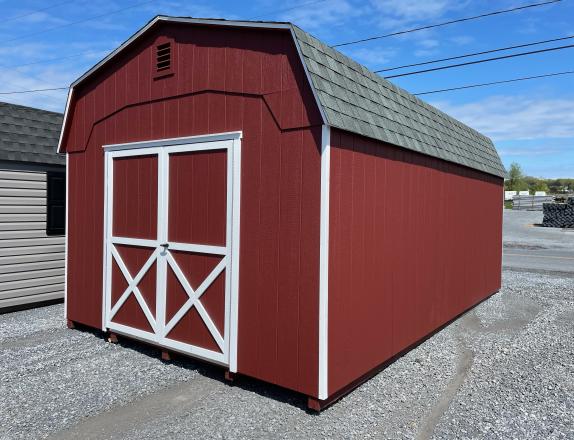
[318,124,330,400]
[57,88,73,153]
[64,153,69,320]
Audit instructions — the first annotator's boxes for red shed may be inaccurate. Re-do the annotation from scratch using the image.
[58,16,505,410]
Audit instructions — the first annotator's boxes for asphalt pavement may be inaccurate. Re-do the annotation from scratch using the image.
[503,210,574,274]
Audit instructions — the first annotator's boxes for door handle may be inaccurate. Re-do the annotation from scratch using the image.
[160,243,169,249]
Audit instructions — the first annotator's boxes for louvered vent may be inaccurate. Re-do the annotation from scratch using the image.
[156,42,171,72]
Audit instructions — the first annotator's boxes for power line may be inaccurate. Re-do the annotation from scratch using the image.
[332,0,561,48]
[1,0,155,45]
[2,0,79,24]
[414,70,574,95]
[3,69,573,96]
[0,87,68,95]
[247,0,329,20]
[0,0,327,71]
[385,43,574,78]
[0,49,111,70]
[376,34,574,73]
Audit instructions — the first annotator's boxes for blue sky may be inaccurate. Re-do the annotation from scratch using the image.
[0,0,573,177]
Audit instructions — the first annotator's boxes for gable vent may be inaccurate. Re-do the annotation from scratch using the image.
[156,42,171,72]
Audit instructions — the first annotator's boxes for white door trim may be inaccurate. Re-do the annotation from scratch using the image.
[102,132,242,368]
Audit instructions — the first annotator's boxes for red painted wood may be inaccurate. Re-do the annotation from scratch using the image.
[113,244,157,318]
[62,23,322,396]
[112,155,158,240]
[165,251,225,352]
[327,128,503,396]
[168,150,227,246]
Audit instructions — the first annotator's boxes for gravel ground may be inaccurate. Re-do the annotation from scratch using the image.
[1,270,573,439]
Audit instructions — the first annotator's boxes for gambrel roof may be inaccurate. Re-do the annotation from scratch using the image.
[59,16,505,177]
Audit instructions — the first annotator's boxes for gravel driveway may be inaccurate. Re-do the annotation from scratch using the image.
[1,269,573,439]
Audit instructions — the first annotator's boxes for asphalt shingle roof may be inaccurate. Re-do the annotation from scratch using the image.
[0,102,64,166]
[291,26,506,178]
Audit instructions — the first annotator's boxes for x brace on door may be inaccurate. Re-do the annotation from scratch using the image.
[103,133,242,369]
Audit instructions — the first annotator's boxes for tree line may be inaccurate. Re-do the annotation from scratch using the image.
[505,163,574,194]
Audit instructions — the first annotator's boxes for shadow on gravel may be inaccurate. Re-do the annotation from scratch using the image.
[69,323,310,412]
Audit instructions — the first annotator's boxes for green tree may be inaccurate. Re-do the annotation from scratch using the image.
[532,180,549,193]
[506,162,528,191]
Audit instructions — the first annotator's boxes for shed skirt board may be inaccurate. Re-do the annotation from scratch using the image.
[103,139,237,367]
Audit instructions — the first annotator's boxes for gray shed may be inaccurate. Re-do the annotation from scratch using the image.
[0,102,65,310]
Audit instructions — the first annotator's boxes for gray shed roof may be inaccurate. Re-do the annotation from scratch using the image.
[291,26,505,178]
[0,102,64,166]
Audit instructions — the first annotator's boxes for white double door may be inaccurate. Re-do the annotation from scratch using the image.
[103,136,240,366]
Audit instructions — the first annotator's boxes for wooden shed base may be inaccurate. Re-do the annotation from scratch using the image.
[307,361,389,412]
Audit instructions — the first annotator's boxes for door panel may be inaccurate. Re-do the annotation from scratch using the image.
[104,139,237,367]
[107,151,160,338]
[112,155,158,240]
[168,149,227,246]
[114,244,157,318]
[164,251,226,353]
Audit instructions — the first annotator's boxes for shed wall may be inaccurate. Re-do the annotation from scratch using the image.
[0,164,65,308]
[62,23,322,396]
[327,128,503,395]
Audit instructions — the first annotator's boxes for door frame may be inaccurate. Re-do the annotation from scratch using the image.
[101,131,242,371]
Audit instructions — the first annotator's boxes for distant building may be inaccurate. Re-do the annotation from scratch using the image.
[0,102,64,310]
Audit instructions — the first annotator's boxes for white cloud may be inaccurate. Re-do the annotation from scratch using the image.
[369,0,467,29]
[0,60,82,112]
[346,46,396,66]
[498,148,561,157]
[279,0,365,31]
[431,96,574,141]
[451,35,474,46]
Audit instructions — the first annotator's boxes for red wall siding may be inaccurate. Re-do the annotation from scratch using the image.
[328,128,503,395]
[62,23,322,396]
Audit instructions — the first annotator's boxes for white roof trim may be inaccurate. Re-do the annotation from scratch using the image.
[57,87,73,153]
[57,16,327,153]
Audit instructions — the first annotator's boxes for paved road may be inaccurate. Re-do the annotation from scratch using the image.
[503,247,574,274]
[503,210,574,274]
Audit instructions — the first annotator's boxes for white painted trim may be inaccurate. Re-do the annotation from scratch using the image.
[167,242,227,255]
[64,153,69,319]
[111,237,158,247]
[102,134,241,368]
[229,137,241,373]
[102,151,112,330]
[109,322,228,366]
[103,132,242,151]
[56,88,73,153]
[318,124,331,400]
[156,147,168,341]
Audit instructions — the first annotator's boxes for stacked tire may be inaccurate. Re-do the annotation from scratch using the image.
[542,199,574,228]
